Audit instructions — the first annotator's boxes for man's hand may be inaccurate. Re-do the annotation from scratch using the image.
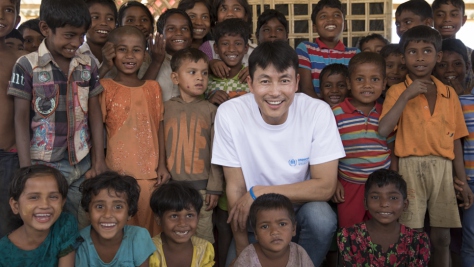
[210,59,230,78]
[205,194,219,211]
[331,180,345,203]
[227,191,254,231]
[208,90,230,105]
[238,66,249,83]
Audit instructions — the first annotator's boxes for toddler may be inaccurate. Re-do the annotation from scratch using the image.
[319,63,348,107]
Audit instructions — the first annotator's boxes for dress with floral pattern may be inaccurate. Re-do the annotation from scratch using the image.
[337,222,430,267]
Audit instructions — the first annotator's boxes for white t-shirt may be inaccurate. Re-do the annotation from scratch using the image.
[212,93,345,189]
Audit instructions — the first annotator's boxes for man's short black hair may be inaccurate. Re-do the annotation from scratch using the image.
[150,181,203,217]
[365,169,408,200]
[399,25,442,54]
[395,0,433,20]
[18,18,43,36]
[156,8,193,35]
[6,29,24,43]
[380,44,403,59]
[118,1,154,34]
[249,193,296,231]
[212,18,249,44]
[432,0,465,15]
[171,47,209,72]
[84,0,118,22]
[80,171,140,217]
[255,9,288,40]
[311,0,343,25]
[40,0,91,32]
[348,52,386,79]
[358,33,389,50]
[248,40,298,79]
[441,38,468,65]
[320,63,349,83]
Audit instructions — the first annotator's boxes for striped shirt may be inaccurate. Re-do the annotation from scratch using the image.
[296,38,358,95]
[333,98,391,184]
[460,94,474,179]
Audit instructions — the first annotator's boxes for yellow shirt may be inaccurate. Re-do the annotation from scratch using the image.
[149,234,215,267]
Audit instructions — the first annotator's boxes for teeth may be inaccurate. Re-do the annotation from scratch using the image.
[101,223,116,227]
[325,25,336,30]
[227,55,237,59]
[35,214,51,217]
[379,212,391,215]
[66,49,75,53]
[173,40,184,43]
[175,231,189,236]
[446,76,456,80]
[442,25,454,29]
[268,100,282,105]
[193,29,204,33]
[97,30,109,34]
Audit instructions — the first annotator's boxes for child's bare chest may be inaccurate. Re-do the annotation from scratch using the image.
[425,84,438,115]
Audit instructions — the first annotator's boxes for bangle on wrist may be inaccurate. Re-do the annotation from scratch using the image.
[249,186,257,200]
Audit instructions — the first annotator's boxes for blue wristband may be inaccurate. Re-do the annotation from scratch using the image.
[249,186,257,200]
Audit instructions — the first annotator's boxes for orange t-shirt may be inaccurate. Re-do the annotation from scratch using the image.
[100,79,164,179]
[380,75,468,160]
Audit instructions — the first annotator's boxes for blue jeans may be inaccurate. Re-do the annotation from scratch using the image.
[32,151,91,227]
[462,181,474,267]
[225,201,337,267]
[0,150,20,237]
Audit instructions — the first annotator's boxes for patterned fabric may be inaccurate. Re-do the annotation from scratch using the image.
[296,38,358,95]
[337,222,431,267]
[0,213,80,267]
[149,234,215,267]
[7,40,101,164]
[100,79,163,180]
[206,66,249,99]
[460,94,474,179]
[332,98,391,184]
[234,242,314,267]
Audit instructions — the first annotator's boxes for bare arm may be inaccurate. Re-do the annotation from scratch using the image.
[85,95,107,178]
[453,138,474,209]
[138,258,150,267]
[156,120,171,185]
[223,166,250,256]
[14,97,31,167]
[297,68,318,98]
[142,34,165,81]
[58,251,75,267]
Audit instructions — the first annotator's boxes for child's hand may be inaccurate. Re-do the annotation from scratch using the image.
[331,180,345,203]
[238,66,249,83]
[448,78,465,96]
[101,42,115,70]
[402,79,433,100]
[205,194,219,211]
[155,165,171,186]
[208,90,230,105]
[458,183,474,209]
[149,34,166,65]
[210,59,230,78]
[85,163,109,179]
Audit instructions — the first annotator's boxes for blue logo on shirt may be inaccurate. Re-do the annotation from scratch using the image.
[288,159,297,166]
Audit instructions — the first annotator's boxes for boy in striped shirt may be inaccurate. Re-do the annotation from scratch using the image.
[331,52,394,228]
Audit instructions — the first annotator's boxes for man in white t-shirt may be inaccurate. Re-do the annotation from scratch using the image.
[212,40,345,266]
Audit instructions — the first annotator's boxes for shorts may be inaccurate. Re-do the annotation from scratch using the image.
[398,155,461,228]
[337,180,371,228]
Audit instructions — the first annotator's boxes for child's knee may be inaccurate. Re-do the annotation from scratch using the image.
[430,228,451,248]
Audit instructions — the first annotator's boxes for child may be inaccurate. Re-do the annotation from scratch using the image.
[233,193,314,267]
[75,171,156,266]
[380,44,407,90]
[255,9,289,44]
[331,52,392,228]
[7,0,107,228]
[143,9,193,102]
[379,25,473,267]
[178,0,212,49]
[199,0,254,83]
[0,165,79,266]
[5,29,24,51]
[337,169,431,265]
[296,0,358,98]
[99,26,170,236]
[358,33,389,53]
[18,18,44,53]
[434,38,469,95]
[149,181,215,267]
[319,63,348,107]
[432,0,473,89]
[206,18,250,105]
[79,0,117,78]
[395,0,433,38]
[118,1,154,38]
[165,48,223,244]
